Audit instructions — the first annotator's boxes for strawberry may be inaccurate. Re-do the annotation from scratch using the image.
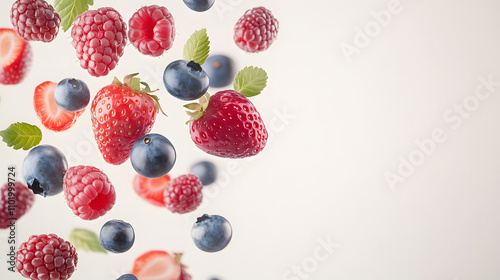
[91,74,165,165]
[0,28,32,85]
[131,250,181,280]
[34,81,84,132]
[133,174,171,207]
[188,90,268,158]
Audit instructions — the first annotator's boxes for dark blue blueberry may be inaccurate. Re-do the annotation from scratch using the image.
[192,214,232,252]
[130,133,176,178]
[117,274,138,280]
[99,220,135,253]
[22,145,67,197]
[54,78,90,112]
[190,161,217,185]
[163,59,209,101]
[183,0,215,12]
[202,55,235,88]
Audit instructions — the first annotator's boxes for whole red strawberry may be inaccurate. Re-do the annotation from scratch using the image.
[71,7,127,77]
[10,0,61,42]
[234,6,279,53]
[189,90,268,158]
[0,28,32,85]
[91,74,163,165]
[0,181,35,229]
[63,165,116,220]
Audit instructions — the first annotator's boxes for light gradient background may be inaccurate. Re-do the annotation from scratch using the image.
[1,0,500,279]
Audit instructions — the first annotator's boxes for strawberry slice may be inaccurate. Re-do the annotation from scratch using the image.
[0,28,32,85]
[34,81,84,132]
[133,174,171,207]
[131,250,181,280]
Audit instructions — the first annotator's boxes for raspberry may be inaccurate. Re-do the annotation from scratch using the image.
[234,6,278,53]
[0,182,35,229]
[164,174,203,214]
[63,165,116,220]
[128,5,175,57]
[71,7,127,77]
[16,233,78,280]
[10,0,61,42]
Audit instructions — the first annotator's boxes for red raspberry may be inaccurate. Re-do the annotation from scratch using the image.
[10,0,61,42]
[164,174,203,214]
[128,5,176,57]
[63,165,116,220]
[234,6,279,53]
[0,182,35,229]
[16,233,78,280]
[71,7,127,77]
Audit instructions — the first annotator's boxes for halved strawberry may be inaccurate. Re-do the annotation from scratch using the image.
[0,28,32,85]
[34,81,84,132]
[133,174,171,207]
[131,250,181,280]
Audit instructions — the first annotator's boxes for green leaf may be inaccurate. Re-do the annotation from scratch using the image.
[183,28,210,65]
[69,228,107,253]
[54,0,94,32]
[0,122,42,150]
[233,66,268,97]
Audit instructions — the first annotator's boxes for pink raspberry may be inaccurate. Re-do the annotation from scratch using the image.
[0,181,35,229]
[234,6,279,53]
[128,5,176,57]
[71,7,127,77]
[16,233,78,280]
[164,174,203,214]
[63,165,116,220]
[10,0,61,42]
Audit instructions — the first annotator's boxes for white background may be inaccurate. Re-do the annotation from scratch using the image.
[1,0,500,279]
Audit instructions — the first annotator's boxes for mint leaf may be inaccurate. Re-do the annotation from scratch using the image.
[54,0,94,32]
[0,122,42,150]
[183,28,210,65]
[233,66,268,97]
[69,228,107,253]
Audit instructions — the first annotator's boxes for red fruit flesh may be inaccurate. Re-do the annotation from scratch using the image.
[133,174,171,207]
[0,28,32,85]
[131,250,181,280]
[34,81,84,132]
[189,90,268,158]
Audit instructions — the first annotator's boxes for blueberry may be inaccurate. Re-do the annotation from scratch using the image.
[54,78,90,112]
[163,59,209,101]
[202,55,235,88]
[22,145,68,197]
[183,0,215,12]
[117,274,138,280]
[190,161,217,185]
[99,219,135,253]
[192,214,232,252]
[130,133,176,178]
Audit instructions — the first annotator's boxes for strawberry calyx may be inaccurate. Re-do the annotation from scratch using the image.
[184,92,210,124]
[112,73,168,117]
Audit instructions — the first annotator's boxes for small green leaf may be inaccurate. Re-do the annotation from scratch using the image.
[183,28,210,65]
[54,0,94,32]
[69,228,107,253]
[233,66,268,97]
[0,122,42,150]
[184,103,202,110]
